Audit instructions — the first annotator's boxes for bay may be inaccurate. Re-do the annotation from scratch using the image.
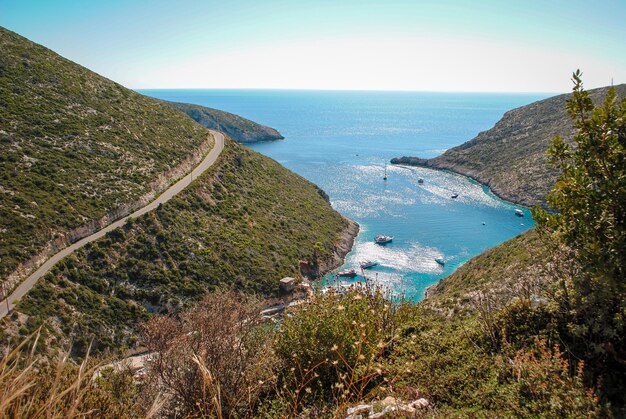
[140,89,550,300]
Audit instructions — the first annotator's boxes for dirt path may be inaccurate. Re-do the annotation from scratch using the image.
[0,130,225,319]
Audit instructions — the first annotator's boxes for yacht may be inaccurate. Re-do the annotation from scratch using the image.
[360,260,378,269]
[337,268,357,277]
[515,209,524,217]
[451,193,459,199]
[418,178,424,184]
[375,235,393,244]
[435,258,445,266]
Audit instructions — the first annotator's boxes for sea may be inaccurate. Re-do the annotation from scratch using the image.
[139,89,550,300]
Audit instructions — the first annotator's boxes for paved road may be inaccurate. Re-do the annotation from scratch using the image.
[0,130,225,319]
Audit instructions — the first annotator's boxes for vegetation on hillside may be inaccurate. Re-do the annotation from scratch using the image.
[534,71,626,408]
[0,26,208,279]
[141,291,275,417]
[2,62,623,417]
[0,331,147,417]
[2,137,353,355]
[423,229,548,314]
[424,73,626,415]
[167,101,284,143]
[0,286,601,418]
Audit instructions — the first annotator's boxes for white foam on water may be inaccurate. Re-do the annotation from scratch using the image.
[347,241,444,274]
[361,193,416,208]
[364,271,406,290]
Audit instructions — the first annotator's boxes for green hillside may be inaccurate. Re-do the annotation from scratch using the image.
[167,101,284,143]
[392,84,626,208]
[3,136,354,354]
[424,229,547,312]
[0,26,210,280]
[0,27,355,354]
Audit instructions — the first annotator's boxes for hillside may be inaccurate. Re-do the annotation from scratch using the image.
[0,26,210,284]
[0,27,287,293]
[0,28,356,354]
[2,136,356,354]
[167,101,284,143]
[423,229,548,313]
[391,84,626,207]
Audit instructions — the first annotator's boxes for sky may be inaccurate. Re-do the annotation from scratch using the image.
[1,0,625,92]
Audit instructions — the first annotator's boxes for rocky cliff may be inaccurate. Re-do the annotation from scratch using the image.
[167,101,284,143]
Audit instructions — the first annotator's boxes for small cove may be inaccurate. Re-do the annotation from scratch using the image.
[141,89,549,300]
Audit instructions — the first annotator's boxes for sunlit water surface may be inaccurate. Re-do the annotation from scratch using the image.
[140,89,549,300]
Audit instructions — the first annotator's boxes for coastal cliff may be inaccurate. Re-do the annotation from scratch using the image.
[167,101,284,143]
[392,84,626,207]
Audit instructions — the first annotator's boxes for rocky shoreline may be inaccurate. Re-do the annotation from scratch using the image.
[296,216,359,281]
[322,217,360,275]
[261,217,359,319]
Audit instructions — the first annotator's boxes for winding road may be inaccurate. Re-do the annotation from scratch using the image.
[0,129,225,319]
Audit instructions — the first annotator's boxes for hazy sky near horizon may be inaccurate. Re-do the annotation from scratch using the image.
[2,0,625,92]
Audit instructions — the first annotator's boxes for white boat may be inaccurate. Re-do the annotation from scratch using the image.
[515,209,524,217]
[418,178,424,184]
[337,268,357,277]
[451,193,459,199]
[360,260,378,269]
[375,235,393,244]
[435,258,445,266]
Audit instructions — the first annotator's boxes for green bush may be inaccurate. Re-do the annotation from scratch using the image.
[274,284,411,412]
[534,72,626,408]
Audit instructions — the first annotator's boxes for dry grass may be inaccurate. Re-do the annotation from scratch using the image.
[0,330,151,418]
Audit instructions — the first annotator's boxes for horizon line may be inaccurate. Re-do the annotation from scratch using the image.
[134,86,565,95]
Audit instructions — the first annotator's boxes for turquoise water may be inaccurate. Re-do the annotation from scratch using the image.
[140,89,549,300]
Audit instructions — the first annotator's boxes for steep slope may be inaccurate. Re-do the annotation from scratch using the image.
[391,84,626,207]
[0,27,210,282]
[1,136,356,354]
[423,230,549,313]
[167,101,284,143]
[0,27,357,354]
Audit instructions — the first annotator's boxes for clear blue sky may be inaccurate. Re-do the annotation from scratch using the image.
[1,0,625,92]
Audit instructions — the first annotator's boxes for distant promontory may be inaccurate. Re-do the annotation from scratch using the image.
[167,101,284,143]
[392,84,626,208]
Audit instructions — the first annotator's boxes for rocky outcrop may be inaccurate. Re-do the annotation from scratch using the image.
[392,84,626,208]
[344,395,430,418]
[299,218,360,279]
[167,101,284,143]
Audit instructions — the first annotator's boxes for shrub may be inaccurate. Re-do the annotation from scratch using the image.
[142,291,276,417]
[274,284,410,413]
[500,339,600,418]
[534,71,626,407]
